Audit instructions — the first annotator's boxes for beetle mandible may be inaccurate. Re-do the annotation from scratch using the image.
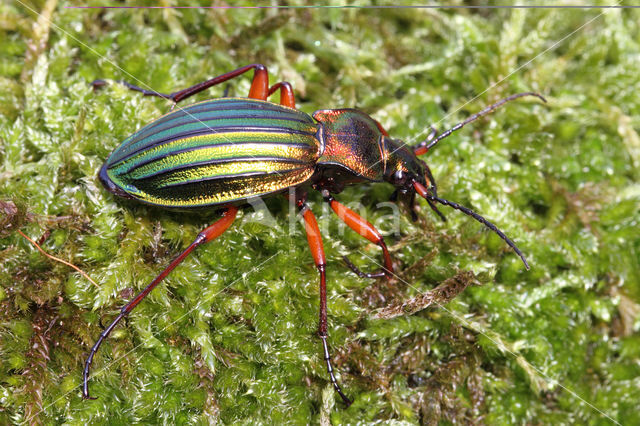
[84,64,546,405]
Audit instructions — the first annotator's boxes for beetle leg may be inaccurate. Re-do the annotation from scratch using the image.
[82,206,239,400]
[91,64,271,104]
[268,81,296,108]
[296,199,351,406]
[322,191,394,279]
[341,256,386,279]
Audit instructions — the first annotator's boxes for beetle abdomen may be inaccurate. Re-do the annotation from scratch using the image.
[100,98,321,208]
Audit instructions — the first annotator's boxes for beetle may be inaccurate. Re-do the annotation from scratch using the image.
[84,63,545,405]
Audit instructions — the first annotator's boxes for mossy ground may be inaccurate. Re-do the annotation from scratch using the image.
[1,1,639,424]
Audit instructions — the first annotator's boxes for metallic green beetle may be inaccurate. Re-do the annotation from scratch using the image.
[86,64,545,405]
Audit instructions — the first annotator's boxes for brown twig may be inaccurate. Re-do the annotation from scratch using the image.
[373,270,480,320]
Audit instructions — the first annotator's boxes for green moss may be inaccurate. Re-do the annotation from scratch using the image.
[1,1,639,424]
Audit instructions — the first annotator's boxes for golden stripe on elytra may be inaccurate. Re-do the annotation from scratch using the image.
[115,133,320,177]
[150,159,313,188]
[138,168,315,207]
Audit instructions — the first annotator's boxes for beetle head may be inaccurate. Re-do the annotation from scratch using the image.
[383,137,437,197]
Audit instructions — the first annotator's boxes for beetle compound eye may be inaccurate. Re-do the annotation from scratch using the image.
[393,170,411,188]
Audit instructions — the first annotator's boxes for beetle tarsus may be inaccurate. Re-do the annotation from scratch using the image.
[83,310,128,399]
[343,255,387,279]
[320,335,352,407]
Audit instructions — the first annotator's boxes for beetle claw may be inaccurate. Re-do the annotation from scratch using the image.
[343,256,387,279]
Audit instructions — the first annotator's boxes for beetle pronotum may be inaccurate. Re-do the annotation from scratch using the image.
[85,64,545,405]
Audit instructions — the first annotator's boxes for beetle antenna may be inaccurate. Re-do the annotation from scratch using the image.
[413,182,529,269]
[422,166,445,221]
[413,92,546,155]
[426,198,447,222]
